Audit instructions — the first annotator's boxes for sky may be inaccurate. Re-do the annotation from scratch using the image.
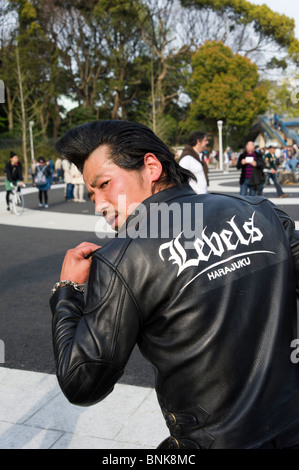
[250,0,299,39]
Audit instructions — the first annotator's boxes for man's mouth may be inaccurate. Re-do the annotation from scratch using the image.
[104,212,118,228]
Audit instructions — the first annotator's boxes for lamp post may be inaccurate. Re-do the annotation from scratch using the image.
[217,120,223,172]
[29,121,34,162]
[0,79,4,104]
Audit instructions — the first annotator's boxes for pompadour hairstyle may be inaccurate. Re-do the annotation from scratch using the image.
[55,120,195,188]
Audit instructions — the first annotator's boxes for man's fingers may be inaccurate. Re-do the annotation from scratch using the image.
[60,243,101,284]
[72,242,102,259]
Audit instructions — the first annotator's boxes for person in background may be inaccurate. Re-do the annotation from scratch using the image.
[223,147,230,173]
[178,131,209,194]
[28,159,36,183]
[5,151,24,211]
[33,156,51,208]
[55,157,63,182]
[62,158,74,201]
[71,163,86,203]
[47,158,55,185]
[262,144,287,198]
[237,141,265,196]
[284,146,299,173]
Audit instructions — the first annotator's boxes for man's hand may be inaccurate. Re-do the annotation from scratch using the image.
[60,242,101,284]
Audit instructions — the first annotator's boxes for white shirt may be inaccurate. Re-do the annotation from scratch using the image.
[224,151,229,163]
[62,159,72,184]
[179,154,208,194]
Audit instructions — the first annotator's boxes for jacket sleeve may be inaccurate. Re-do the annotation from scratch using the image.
[5,163,13,182]
[236,153,244,169]
[274,205,299,297]
[17,162,23,181]
[50,257,142,406]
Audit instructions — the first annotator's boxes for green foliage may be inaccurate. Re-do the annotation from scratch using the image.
[94,0,136,20]
[288,39,299,66]
[266,57,288,70]
[265,79,299,118]
[0,0,298,150]
[180,0,298,52]
[185,41,268,134]
[61,105,100,130]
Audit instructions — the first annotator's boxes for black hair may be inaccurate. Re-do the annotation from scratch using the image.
[55,120,195,189]
[187,131,207,147]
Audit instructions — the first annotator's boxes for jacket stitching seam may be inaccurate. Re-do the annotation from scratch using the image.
[85,256,144,322]
[109,283,126,361]
[60,360,124,389]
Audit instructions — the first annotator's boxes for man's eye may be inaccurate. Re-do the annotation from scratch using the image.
[100,181,109,189]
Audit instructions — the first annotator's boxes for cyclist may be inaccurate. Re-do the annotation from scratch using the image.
[5,151,24,211]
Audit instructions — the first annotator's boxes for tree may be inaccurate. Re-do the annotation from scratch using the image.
[48,1,106,111]
[0,0,18,132]
[93,0,149,120]
[0,39,18,132]
[180,0,299,71]
[4,0,41,179]
[1,0,297,152]
[265,78,299,119]
[140,0,192,138]
[184,41,268,140]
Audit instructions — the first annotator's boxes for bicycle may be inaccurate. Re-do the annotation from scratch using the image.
[8,183,25,216]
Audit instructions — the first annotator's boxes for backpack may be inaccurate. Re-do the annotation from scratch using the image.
[34,166,47,186]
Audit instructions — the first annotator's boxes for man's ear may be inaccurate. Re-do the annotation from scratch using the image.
[143,153,163,182]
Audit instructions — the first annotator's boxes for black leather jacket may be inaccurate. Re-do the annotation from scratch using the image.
[50,183,299,449]
[5,161,23,183]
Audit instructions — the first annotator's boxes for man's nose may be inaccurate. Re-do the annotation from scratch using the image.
[94,194,109,216]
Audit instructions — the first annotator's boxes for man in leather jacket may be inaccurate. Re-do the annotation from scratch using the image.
[50,120,299,449]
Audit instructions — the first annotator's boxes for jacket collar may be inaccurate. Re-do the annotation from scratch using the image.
[142,182,195,206]
[118,183,196,235]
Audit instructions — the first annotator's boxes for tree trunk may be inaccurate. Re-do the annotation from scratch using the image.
[112,89,121,120]
[52,100,61,139]
[3,84,16,131]
[151,57,156,134]
[16,46,28,182]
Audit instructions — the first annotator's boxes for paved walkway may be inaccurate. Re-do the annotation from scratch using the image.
[0,367,167,449]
